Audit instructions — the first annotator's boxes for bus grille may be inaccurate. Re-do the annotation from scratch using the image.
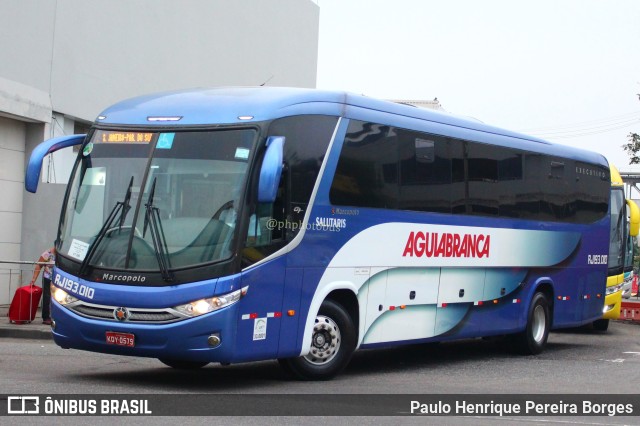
[66,302,185,323]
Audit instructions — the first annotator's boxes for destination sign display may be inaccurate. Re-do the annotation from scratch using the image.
[98,131,154,144]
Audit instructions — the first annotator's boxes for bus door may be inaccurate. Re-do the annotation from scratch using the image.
[234,136,288,362]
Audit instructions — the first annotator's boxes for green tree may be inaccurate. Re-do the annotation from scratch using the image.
[623,132,640,164]
[622,94,640,163]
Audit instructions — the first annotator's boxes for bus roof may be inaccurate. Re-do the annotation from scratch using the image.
[96,87,608,168]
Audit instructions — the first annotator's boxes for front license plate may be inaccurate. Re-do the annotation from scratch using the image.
[106,331,135,347]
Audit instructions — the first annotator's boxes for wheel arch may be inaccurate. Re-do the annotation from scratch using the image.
[325,289,360,333]
[510,278,554,355]
[300,281,359,356]
[531,278,555,328]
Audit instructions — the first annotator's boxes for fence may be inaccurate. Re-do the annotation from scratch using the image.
[0,260,54,308]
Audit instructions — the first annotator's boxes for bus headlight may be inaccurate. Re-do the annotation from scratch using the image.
[52,286,78,305]
[605,283,623,296]
[173,286,247,317]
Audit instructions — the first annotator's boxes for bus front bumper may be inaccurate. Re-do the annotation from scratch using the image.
[602,290,622,320]
[49,301,238,363]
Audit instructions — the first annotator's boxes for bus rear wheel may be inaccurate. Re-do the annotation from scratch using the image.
[159,358,209,370]
[512,291,550,355]
[278,299,356,380]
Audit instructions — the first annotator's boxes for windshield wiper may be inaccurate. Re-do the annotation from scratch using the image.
[79,177,134,276]
[119,176,134,229]
[143,177,174,282]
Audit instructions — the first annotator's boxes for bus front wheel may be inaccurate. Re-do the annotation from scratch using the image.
[278,299,356,380]
[512,291,550,355]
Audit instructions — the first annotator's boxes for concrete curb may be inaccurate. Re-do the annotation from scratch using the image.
[0,306,53,340]
[0,324,53,340]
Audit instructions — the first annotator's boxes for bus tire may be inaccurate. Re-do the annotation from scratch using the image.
[278,299,356,380]
[592,319,609,331]
[159,358,209,370]
[512,291,550,355]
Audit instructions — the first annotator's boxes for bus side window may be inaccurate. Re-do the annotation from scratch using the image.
[247,169,286,247]
[245,214,263,246]
[398,131,450,214]
[241,169,286,266]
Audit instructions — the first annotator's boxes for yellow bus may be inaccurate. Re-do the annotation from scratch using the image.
[594,166,639,330]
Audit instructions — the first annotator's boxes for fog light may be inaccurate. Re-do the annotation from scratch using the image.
[51,320,56,329]
[207,334,221,347]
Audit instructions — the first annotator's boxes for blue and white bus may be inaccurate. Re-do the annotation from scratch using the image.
[26,87,611,380]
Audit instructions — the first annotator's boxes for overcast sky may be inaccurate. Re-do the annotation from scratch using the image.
[315,0,640,171]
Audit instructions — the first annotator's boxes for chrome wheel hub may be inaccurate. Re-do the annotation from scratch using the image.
[532,304,546,343]
[304,315,341,365]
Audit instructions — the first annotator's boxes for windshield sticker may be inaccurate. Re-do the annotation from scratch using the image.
[82,142,93,156]
[235,147,250,160]
[68,239,90,261]
[156,133,175,149]
[85,168,106,186]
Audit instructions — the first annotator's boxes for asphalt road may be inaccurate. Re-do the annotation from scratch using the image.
[2,321,640,425]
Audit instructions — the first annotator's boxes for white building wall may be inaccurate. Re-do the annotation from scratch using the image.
[0,117,26,304]
[0,0,319,122]
[0,117,25,258]
[0,1,57,94]
[0,0,320,305]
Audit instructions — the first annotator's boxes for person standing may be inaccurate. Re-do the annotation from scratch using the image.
[29,247,56,325]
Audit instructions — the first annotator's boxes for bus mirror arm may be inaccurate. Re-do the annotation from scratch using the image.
[258,136,285,203]
[25,134,86,193]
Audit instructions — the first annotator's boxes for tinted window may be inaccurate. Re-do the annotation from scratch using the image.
[608,188,625,271]
[329,119,609,224]
[269,115,338,211]
[330,121,398,209]
[242,115,338,267]
[518,154,544,219]
[271,114,338,237]
[450,139,466,214]
[466,142,499,216]
[497,152,524,218]
[398,130,450,213]
[575,162,610,223]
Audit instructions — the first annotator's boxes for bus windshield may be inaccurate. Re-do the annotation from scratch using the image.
[59,128,256,274]
[608,187,626,273]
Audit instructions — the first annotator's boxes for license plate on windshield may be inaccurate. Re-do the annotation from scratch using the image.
[106,331,135,347]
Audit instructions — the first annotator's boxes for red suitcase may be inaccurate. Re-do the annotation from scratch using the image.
[8,285,43,324]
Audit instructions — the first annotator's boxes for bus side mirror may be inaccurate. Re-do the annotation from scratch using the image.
[25,134,86,193]
[627,199,640,237]
[258,136,285,203]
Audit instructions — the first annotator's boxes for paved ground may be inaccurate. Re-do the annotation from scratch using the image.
[0,305,52,340]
